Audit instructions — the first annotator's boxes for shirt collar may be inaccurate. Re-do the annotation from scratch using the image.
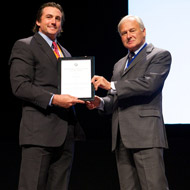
[129,42,147,55]
[38,31,57,48]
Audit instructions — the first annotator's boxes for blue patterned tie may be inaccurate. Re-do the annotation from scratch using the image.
[127,51,135,68]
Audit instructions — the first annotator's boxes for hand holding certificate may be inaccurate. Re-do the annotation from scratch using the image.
[52,94,85,108]
[58,57,95,101]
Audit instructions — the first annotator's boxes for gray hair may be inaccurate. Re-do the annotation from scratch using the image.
[118,15,145,35]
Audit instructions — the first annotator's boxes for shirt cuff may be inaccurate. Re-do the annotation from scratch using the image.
[111,82,116,90]
[110,81,117,94]
[49,94,54,106]
[96,97,104,111]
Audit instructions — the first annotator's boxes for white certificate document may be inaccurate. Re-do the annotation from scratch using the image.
[58,57,95,100]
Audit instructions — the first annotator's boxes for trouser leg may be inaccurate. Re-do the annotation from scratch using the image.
[133,148,169,190]
[18,146,51,190]
[46,129,74,190]
[115,137,169,190]
[18,126,74,190]
[115,138,141,190]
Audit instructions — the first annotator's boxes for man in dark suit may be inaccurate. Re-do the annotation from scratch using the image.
[86,15,171,190]
[9,2,85,190]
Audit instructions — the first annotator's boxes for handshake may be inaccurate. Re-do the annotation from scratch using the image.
[52,75,111,109]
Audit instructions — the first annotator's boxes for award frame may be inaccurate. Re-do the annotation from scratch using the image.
[58,56,95,101]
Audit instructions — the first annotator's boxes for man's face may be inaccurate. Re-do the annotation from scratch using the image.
[119,18,146,52]
[36,6,62,40]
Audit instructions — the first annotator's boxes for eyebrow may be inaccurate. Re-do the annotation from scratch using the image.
[45,14,61,19]
[45,14,53,17]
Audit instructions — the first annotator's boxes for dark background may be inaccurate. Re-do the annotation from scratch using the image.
[1,0,190,189]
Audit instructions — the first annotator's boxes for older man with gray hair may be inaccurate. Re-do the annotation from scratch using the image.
[87,15,171,190]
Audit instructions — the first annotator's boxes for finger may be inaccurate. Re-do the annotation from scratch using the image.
[76,99,85,104]
[93,85,98,91]
[86,104,95,110]
[91,81,97,91]
[86,101,93,106]
[94,80,101,91]
[91,75,100,83]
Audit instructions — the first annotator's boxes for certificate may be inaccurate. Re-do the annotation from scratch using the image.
[58,56,95,100]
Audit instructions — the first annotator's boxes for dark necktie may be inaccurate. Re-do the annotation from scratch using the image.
[127,51,135,68]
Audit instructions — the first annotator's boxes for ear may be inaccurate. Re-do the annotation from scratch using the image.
[36,20,41,27]
[143,28,146,37]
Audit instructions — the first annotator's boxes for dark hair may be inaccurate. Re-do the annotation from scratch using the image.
[33,2,65,34]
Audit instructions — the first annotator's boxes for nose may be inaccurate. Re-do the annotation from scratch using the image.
[51,17,56,25]
[127,32,132,39]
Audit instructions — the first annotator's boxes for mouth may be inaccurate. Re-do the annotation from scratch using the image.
[127,40,134,44]
[48,27,57,30]
[47,25,58,30]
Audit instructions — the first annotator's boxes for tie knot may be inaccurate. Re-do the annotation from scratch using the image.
[52,41,58,49]
[128,51,135,64]
[128,51,135,59]
[125,51,135,69]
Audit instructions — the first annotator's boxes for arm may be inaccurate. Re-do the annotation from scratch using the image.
[9,40,84,109]
[91,50,171,100]
[86,94,114,115]
[91,75,111,91]
[52,94,84,108]
[115,50,172,100]
[9,40,51,109]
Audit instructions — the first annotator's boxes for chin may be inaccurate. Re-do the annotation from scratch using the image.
[126,46,135,51]
[46,33,56,40]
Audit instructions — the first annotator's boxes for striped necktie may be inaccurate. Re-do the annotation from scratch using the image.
[126,51,135,68]
[52,41,60,58]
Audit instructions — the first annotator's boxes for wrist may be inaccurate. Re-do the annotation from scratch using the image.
[110,82,116,90]
[52,94,59,106]
[109,82,111,90]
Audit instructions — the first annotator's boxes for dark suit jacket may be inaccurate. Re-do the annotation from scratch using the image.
[102,43,171,151]
[9,33,85,147]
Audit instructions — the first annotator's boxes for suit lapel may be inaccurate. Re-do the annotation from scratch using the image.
[33,33,57,65]
[119,55,128,77]
[57,42,66,57]
[121,44,154,77]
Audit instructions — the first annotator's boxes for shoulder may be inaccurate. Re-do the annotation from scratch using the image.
[117,55,128,63]
[147,43,171,58]
[13,33,47,48]
[18,36,33,44]
[145,44,172,67]
[13,35,34,48]
[11,35,35,55]
[10,33,46,57]
[9,35,35,65]
[114,55,127,69]
[145,44,172,65]
[13,35,34,47]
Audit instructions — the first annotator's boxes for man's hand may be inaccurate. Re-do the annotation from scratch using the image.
[91,75,111,91]
[86,95,101,110]
[52,94,85,108]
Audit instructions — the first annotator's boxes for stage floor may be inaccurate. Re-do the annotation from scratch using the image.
[1,125,190,190]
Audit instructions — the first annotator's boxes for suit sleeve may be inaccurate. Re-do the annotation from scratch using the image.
[9,40,53,109]
[115,50,172,101]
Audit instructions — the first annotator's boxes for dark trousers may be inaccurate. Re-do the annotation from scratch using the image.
[115,137,169,190]
[18,126,74,190]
